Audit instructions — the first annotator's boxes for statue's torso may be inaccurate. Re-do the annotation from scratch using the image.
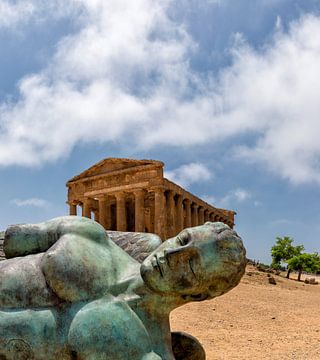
[0,294,172,360]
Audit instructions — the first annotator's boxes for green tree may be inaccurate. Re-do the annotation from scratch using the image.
[271,236,304,278]
[287,253,320,281]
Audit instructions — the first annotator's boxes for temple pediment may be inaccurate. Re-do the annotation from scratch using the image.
[68,158,163,183]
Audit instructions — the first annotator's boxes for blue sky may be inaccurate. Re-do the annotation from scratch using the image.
[1,0,320,263]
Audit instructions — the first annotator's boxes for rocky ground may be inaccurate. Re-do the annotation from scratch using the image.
[171,265,320,360]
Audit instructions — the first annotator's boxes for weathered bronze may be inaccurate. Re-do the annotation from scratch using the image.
[0,216,246,359]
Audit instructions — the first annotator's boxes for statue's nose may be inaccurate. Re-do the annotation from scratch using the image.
[164,248,181,257]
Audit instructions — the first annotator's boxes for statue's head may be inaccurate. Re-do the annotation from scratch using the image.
[140,222,246,302]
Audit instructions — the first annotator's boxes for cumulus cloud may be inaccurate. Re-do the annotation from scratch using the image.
[165,162,212,188]
[201,188,251,208]
[218,188,251,208]
[0,1,35,28]
[200,195,217,206]
[0,2,320,186]
[11,197,50,208]
[0,0,77,29]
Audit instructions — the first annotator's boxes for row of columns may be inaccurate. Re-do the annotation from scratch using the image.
[69,188,232,239]
[163,190,230,239]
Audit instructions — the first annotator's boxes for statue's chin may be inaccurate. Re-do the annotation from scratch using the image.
[140,263,174,295]
[140,263,160,293]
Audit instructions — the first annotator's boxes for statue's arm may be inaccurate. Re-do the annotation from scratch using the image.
[4,216,108,258]
[2,217,115,304]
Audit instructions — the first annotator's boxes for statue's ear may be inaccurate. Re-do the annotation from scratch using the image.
[171,331,206,360]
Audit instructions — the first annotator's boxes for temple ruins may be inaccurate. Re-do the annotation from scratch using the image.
[66,158,236,239]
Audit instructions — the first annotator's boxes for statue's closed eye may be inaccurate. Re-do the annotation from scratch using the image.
[178,232,190,246]
[182,293,208,301]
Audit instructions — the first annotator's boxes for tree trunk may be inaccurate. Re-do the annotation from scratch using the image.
[286,268,291,279]
[298,270,302,281]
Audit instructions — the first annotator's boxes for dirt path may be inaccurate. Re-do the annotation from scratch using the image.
[170,266,320,360]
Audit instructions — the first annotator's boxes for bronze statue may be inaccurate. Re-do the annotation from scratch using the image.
[0,216,246,359]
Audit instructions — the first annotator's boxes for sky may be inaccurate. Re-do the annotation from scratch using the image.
[1,0,320,263]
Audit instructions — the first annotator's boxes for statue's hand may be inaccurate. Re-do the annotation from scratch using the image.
[4,216,107,259]
[171,331,206,360]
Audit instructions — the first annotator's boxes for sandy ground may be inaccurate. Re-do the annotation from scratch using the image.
[170,265,320,360]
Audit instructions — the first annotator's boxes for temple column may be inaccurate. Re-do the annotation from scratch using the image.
[134,189,145,232]
[105,197,112,229]
[83,199,91,218]
[175,194,184,233]
[191,203,199,227]
[204,209,209,222]
[94,210,99,222]
[184,199,191,228]
[199,207,205,225]
[69,203,77,216]
[116,192,126,231]
[210,213,215,222]
[154,188,166,239]
[166,191,175,238]
[98,196,107,228]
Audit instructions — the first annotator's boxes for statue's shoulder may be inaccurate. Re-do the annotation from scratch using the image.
[3,216,108,259]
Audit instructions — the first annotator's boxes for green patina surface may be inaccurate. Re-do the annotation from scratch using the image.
[0,216,246,360]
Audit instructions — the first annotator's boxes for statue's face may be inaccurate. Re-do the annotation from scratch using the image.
[140,222,246,301]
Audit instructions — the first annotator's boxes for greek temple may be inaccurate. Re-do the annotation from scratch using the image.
[66,158,235,239]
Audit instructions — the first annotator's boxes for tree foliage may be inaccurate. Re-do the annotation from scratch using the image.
[271,236,304,278]
[271,236,304,264]
[288,253,320,281]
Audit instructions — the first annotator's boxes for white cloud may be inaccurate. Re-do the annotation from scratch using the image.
[0,0,78,29]
[0,3,320,186]
[218,188,251,208]
[0,1,35,28]
[165,163,212,188]
[11,197,50,208]
[200,195,217,206]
